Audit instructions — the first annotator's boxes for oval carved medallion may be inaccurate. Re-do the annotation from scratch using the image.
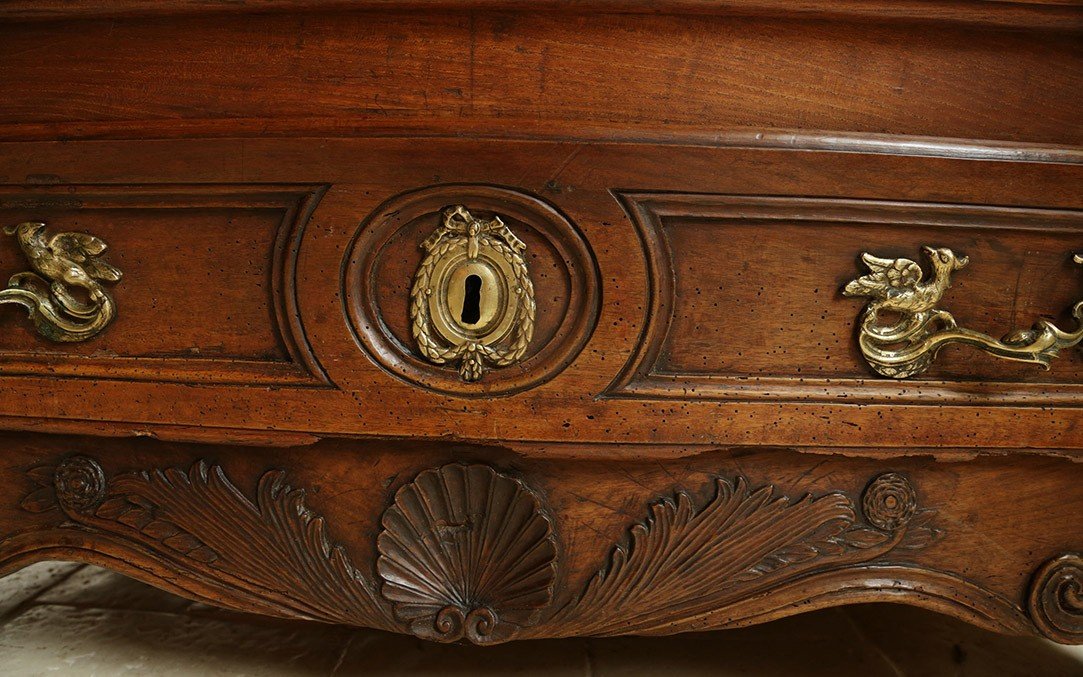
[344,185,599,396]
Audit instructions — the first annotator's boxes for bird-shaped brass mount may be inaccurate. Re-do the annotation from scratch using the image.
[0,222,123,342]
[843,247,1083,379]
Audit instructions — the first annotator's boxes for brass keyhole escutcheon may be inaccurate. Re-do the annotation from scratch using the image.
[442,260,507,338]
[410,206,536,382]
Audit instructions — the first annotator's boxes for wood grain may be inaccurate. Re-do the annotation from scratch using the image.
[1,435,1078,642]
[3,1,1082,31]
[1,138,1081,451]
[0,1,1080,646]
[1,10,1080,144]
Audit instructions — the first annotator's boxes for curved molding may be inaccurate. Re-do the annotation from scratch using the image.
[608,192,1083,406]
[272,183,332,386]
[655,564,1037,638]
[6,456,1073,644]
[344,184,600,397]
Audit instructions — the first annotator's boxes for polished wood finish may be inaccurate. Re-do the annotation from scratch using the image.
[0,0,1080,645]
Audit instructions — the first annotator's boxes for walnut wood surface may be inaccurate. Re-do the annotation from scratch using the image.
[4,0,1082,31]
[0,2,1080,645]
[1,140,1080,451]
[1,10,1080,144]
[2,434,1080,643]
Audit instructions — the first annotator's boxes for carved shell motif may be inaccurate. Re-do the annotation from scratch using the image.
[376,464,558,644]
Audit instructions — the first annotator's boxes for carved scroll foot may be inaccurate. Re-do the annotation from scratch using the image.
[1029,553,1083,644]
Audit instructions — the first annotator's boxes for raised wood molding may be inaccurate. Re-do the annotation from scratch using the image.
[610,192,1083,405]
[0,184,330,387]
[344,184,600,397]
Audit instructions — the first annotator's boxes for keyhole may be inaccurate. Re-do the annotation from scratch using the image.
[461,274,482,325]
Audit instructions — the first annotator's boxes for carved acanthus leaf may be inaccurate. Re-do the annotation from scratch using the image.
[25,457,395,630]
[549,476,912,637]
[21,459,955,645]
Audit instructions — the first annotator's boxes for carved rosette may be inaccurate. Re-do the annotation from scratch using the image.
[1028,554,1083,644]
[53,455,108,514]
[376,464,558,644]
[862,472,918,531]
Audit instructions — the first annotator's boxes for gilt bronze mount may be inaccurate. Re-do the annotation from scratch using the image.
[844,247,1083,378]
[409,206,536,382]
[0,221,123,342]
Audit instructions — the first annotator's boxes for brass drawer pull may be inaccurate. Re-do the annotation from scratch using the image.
[410,206,535,382]
[0,222,123,342]
[844,247,1082,378]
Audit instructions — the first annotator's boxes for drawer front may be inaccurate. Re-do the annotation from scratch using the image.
[0,138,1081,450]
[0,184,327,386]
[611,193,1083,404]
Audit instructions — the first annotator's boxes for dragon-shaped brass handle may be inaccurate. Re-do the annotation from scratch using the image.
[844,247,1083,378]
[0,222,123,342]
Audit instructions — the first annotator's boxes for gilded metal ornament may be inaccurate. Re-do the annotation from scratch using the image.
[844,247,1083,378]
[0,221,123,342]
[410,206,535,381]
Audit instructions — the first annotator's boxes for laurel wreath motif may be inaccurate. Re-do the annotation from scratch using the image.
[410,219,535,382]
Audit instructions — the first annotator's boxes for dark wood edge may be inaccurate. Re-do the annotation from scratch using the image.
[612,374,1083,407]
[3,123,1082,164]
[3,0,1081,31]
[0,356,320,387]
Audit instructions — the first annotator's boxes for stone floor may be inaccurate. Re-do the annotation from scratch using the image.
[0,563,1080,676]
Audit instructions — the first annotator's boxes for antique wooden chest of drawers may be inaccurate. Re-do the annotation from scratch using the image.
[0,0,1080,645]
